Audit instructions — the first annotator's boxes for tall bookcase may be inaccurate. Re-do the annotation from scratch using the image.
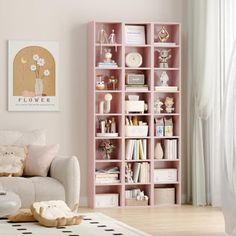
[88,21,181,208]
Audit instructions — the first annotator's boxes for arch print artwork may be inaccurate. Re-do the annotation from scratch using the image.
[8,41,59,111]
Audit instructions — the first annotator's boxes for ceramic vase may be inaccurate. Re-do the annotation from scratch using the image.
[154,142,163,159]
[35,78,43,96]
[103,152,111,160]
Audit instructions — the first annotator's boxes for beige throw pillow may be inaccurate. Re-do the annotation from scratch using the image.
[24,144,59,177]
[0,146,27,177]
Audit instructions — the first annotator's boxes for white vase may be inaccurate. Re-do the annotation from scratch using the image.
[35,78,43,96]
[154,142,163,159]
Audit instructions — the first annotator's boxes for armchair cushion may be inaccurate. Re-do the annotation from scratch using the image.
[24,144,59,177]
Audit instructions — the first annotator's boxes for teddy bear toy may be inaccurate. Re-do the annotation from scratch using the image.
[165,97,174,113]
[154,97,164,114]
[157,49,171,68]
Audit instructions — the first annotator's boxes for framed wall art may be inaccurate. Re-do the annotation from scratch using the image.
[8,41,59,111]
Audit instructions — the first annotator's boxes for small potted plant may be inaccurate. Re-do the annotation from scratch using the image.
[98,140,115,160]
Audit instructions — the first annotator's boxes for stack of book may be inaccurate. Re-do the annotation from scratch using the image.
[97,61,118,68]
[95,167,120,184]
[125,84,149,92]
[125,139,147,160]
[163,139,178,160]
[132,162,150,183]
[155,86,178,92]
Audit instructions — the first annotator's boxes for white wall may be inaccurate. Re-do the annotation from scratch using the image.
[0,0,187,206]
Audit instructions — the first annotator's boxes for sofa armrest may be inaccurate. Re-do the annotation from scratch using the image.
[50,156,80,208]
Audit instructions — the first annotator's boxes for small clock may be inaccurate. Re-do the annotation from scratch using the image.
[125,52,143,68]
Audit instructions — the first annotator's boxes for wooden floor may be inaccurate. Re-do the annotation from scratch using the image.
[80,205,226,235]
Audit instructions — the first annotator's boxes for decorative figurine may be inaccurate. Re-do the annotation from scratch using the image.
[125,163,134,183]
[108,29,117,52]
[109,75,118,90]
[165,97,174,113]
[104,48,112,63]
[157,49,171,68]
[98,24,109,54]
[108,29,116,44]
[160,71,169,86]
[156,26,169,42]
[99,93,113,114]
[96,75,105,90]
[154,97,163,114]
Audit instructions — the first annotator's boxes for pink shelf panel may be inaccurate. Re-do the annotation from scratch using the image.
[154,68,179,71]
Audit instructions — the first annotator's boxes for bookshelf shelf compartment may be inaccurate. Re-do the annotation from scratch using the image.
[88,21,181,208]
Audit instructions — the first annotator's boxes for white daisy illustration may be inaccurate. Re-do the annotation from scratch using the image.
[37,58,45,66]
[30,65,37,71]
[43,69,50,77]
[33,54,39,61]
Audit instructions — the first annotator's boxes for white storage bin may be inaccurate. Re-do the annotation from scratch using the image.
[125,126,148,137]
[95,194,119,208]
[154,188,175,205]
[154,168,177,183]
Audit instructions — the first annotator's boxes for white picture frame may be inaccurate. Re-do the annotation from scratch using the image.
[125,25,146,45]
[8,40,59,111]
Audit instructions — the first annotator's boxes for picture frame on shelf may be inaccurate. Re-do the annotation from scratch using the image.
[8,40,59,111]
[125,25,146,45]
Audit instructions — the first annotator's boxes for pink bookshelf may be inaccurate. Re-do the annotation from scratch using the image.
[88,21,181,208]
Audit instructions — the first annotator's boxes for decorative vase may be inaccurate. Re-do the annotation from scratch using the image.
[35,78,43,96]
[103,152,111,160]
[154,142,163,159]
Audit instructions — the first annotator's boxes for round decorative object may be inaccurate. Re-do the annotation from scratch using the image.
[125,52,142,68]
[0,191,21,217]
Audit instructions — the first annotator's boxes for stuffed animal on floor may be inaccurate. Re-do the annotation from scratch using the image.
[31,200,83,227]
[0,146,27,177]
[8,200,83,227]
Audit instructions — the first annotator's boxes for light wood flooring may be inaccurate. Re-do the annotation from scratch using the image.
[80,205,226,236]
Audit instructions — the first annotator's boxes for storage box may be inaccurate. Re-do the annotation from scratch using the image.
[125,125,148,137]
[95,194,119,208]
[125,101,145,113]
[154,188,175,205]
[154,169,177,183]
[125,198,148,206]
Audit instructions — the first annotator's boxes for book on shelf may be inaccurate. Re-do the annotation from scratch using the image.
[125,139,147,160]
[97,61,118,68]
[130,162,150,183]
[125,85,149,92]
[154,42,177,47]
[155,86,178,92]
[163,139,178,160]
[95,167,120,184]
[133,163,141,183]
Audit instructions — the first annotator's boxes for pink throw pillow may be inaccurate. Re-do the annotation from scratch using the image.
[24,144,59,177]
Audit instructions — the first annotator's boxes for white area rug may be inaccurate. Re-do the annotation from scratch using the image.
[0,212,150,236]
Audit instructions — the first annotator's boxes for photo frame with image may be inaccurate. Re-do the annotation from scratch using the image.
[125,25,146,45]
